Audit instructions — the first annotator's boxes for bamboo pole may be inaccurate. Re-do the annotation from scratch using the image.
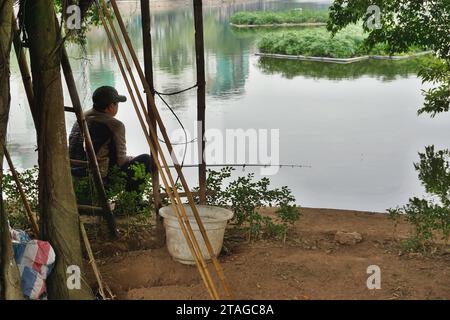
[193,0,207,205]
[2,144,39,237]
[80,222,106,299]
[101,17,218,301]
[100,0,224,299]
[106,0,230,297]
[140,0,164,246]
[99,3,219,299]
[80,222,114,300]
[96,2,219,299]
[60,45,119,239]
[11,14,37,125]
[108,0,231,298]
[11,13,39,237]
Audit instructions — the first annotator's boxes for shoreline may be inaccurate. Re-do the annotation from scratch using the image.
[230,22,327,28]
[117,0,271,10]
[256,51,434,64]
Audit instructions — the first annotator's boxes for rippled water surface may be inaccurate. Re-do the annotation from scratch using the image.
[8,0,450,211]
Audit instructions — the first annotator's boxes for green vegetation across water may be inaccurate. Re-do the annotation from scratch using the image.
[258,25,425,59]
[230,9,329,26]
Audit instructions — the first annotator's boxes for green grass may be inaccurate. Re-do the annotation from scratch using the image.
[230,9,329,26]
[258,25,426,58]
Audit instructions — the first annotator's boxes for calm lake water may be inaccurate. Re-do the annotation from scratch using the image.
[8,0,450,212]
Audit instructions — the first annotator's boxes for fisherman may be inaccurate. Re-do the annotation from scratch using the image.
[69,86,152,195]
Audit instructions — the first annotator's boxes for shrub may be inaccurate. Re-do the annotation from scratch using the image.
[5,165,299,242]
[195,167,301,241]
[258,25,424,58]
[3,163,153,231]
[2,166,39,230]
[74,163,154,218]
[388,146,450,251]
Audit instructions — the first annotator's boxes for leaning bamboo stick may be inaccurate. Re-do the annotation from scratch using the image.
[2,144,40,237]
[96,2,219,299]
[11,14,37,125]
[100,16,217,301]
[98,9,218,300]
[80,222,107,299]
[59,40,119,239]
[98,0,221,298]
[103,0,227,293]
[108,0,231,298]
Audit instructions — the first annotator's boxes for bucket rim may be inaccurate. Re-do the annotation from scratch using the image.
[159,204,234,222]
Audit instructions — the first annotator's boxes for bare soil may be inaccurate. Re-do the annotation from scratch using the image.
[84,207,450,300]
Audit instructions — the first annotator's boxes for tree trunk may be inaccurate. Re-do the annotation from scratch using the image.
[23,0,93,300]
[0,0,23,300]
[0,182,23,300]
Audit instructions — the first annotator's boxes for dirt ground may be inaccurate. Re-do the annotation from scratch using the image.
[84,207,450,300]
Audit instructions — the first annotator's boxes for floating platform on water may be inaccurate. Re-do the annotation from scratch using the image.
[230,22,327,28]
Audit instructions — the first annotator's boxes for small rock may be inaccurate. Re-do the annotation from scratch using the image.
[334,231,363,245]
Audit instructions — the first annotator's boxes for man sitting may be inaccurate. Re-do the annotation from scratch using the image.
[69,86,152,195]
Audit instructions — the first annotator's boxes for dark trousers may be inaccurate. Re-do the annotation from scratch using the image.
[120,154,152,193]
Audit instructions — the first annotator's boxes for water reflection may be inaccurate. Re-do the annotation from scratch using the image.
[7,0,444,212]
[81,0,333,98]
[258,56,429,81]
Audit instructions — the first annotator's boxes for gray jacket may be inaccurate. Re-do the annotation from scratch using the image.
[70,108,132,177]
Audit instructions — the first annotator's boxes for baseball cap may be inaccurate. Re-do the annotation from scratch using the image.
[92,86,127,108]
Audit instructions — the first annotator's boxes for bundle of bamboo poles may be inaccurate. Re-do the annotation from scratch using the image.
[95,0,231,299]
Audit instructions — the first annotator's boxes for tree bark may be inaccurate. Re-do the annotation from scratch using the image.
[23,0,93,299]
[0,0,23,300]
[0,181,23,300]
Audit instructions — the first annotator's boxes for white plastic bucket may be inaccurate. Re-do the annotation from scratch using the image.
[159,204,234,265]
